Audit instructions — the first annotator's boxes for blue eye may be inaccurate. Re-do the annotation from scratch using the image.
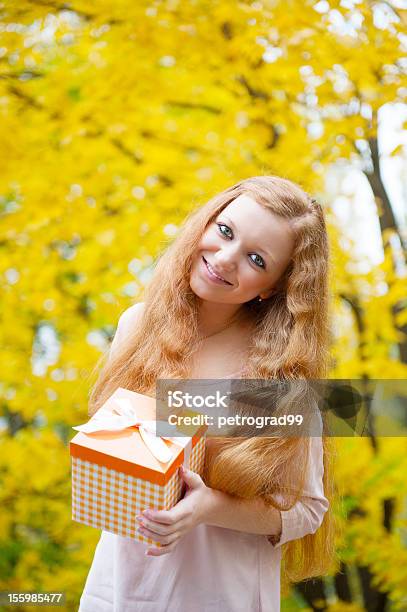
[216,223,266,269]
[217,223,232,238]
[250,254,265,268]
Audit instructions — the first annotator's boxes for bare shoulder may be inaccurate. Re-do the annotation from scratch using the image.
[109,302,145,361]
[118,302,145,333]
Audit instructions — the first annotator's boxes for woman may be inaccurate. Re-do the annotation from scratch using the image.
[79,175,337,611]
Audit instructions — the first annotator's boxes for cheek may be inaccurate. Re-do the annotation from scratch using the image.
[238,265,277,293]
[236,266,262,290]
[242,277,261,292]
[200,224,220,247]
[195,233,209,253]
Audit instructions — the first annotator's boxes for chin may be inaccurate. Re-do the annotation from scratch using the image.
[189,278,217,302]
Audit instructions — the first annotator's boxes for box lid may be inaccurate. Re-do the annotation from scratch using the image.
[69,386,206,485]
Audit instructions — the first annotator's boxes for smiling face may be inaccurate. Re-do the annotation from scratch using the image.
[189,194,296,305]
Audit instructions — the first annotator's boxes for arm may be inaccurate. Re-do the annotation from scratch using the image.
[199,485,283,537]
[265,435,329,548]
[199,435,328,546]
[137,436,328,556]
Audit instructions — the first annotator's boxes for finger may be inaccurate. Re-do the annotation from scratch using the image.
[145,541,178,556]
[141,508,179,525]
[179,466,204,489]
[137,516,185,536]
[137,525,180,546]
[142,498,191,524]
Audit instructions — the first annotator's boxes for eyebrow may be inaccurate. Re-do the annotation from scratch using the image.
[218,215,276,264]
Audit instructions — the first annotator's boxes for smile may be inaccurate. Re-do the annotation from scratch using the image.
[202,257,232,285]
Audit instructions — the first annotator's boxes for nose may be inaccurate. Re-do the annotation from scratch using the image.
[213,245,238,273]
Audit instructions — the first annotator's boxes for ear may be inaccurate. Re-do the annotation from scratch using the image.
[260,287,275,300]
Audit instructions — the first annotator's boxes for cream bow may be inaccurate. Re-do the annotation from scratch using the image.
[72,397,192,465]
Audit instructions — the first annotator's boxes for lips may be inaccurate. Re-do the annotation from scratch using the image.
[202,256,232,285]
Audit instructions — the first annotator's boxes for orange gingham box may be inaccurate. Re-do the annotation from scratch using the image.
[70,387,206,545]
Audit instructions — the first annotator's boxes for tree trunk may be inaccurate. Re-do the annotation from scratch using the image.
[364,135,407,363]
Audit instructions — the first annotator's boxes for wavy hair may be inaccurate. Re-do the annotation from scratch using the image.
[88,175,338,586]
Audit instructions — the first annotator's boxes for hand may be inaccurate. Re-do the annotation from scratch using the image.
[136,465,210,557]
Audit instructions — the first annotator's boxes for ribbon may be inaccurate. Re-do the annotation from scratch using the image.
[72,397,192,467]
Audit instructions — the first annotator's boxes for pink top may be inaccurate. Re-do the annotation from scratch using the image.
[78,304,329,612]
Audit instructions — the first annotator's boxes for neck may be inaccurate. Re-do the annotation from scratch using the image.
[197,299,248,338]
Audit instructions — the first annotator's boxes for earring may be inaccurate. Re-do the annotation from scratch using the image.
[257,296,263,302]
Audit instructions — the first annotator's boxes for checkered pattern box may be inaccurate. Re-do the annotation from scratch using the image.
[70,387,206,545]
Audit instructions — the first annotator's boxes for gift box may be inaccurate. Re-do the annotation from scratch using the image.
[69,386,206,544]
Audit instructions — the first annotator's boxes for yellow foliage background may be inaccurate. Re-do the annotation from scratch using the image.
[0,1,406,610]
